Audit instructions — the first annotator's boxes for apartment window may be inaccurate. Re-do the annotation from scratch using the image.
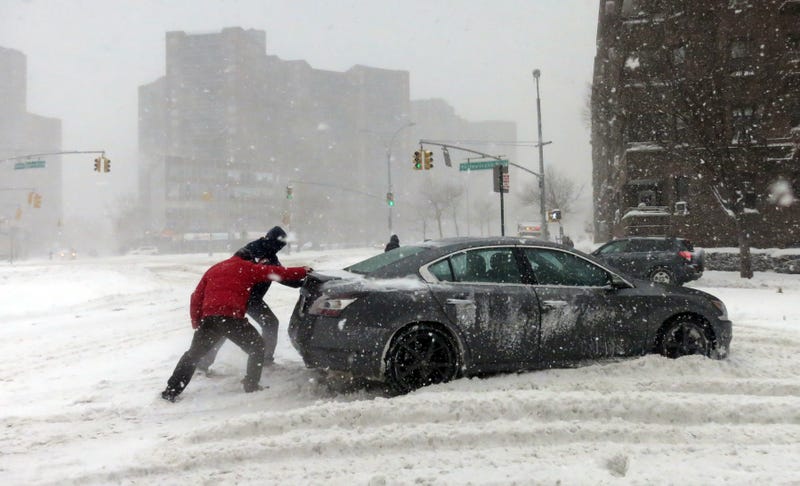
[787,33,800,53]
[675,176,690,200]
[790,103,800,127]
[730,39,752,59]
[621,0,642,17]
[672,45,687,66]
[740,180,758,210]
[731,106,759,144]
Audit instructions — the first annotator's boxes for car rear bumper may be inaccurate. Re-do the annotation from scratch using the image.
[289,314,392,380]
[677,265,703,284]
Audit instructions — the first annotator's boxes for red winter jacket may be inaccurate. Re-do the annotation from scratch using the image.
[189,256,308,329]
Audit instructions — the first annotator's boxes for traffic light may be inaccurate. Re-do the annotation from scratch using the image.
[33,194,42,208]
[548,209,562,222]
[386,192,395,207]
[93,157,101,172]
[103,158,111,173]
[413,150,423,170]
[423,150,434,170]
[286,185,294,199]
[27,191,35,205]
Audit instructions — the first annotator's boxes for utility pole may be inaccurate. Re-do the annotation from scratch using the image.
[533,69,549,241]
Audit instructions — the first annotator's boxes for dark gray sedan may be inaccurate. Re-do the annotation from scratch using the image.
[289,237,732,394]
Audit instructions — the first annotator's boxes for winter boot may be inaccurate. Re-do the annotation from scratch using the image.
[161,388,180,402]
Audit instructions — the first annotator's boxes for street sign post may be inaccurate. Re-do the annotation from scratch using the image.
[459,159,508,171]
[13,160,46,170]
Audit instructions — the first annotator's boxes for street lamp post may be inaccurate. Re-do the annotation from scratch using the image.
[533,69,549,241]
[385,121,415,234]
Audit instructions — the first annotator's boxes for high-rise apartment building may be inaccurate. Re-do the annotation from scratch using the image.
[591,0,800,247]
[140,27,517,248]
[0,46,63,257]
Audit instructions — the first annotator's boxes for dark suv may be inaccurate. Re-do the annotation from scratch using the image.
[591,237,704,285]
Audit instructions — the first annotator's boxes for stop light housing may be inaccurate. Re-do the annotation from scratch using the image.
[386,192,395,207]
[33,194,42,208]
[423,150,433,170]
[103,158,111,172]
[93,157,101,172]
[286,185,294,199]
[413,151,423,170]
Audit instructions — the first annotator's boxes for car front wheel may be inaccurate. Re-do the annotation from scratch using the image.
[649,267,675,285]
[659,317,711,358]
[385,324,459,395]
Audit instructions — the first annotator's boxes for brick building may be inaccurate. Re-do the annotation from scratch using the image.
[591,0,800,247]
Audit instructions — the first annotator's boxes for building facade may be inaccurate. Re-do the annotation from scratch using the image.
[0,46,63,258]
[591,0,800,247]
[139,27,516,248]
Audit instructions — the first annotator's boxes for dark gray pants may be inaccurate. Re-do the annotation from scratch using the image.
[165,316,265,396]
[197,299,278,370]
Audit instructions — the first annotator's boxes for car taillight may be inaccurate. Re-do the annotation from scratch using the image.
[308,296,357,317]
[678,250,692,262]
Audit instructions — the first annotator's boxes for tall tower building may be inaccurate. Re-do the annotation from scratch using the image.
[0,46,63,257]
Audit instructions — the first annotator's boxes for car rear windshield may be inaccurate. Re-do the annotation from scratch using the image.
[345,246,428,275]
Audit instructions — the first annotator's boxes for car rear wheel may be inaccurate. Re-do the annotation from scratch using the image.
[659,317,711,358]
[385,324,459,395]
[649,267,675,285]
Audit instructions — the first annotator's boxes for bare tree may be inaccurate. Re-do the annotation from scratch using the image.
[518,167,585,217]
[419,180,464,238]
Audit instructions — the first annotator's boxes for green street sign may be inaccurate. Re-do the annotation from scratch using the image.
[13,160,46,170]
[459,159,508,171]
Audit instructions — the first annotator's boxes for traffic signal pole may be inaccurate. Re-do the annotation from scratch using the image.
[533,69,549,241]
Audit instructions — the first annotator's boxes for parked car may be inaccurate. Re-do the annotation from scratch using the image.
[591,237,703,285]
[127,246,159,256]
[289,237,731,394]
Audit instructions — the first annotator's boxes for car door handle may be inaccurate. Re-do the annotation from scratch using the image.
[541,300,567,311]
[446,298,475,305]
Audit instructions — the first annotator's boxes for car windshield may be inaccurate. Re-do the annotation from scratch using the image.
[345,246,428,275]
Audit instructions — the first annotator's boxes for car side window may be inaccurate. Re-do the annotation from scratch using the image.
[524,248,612,287]
[597,240,628,255]
[448,248,522,284]
[428,258,454,282]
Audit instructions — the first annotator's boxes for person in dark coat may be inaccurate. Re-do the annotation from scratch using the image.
[197,226,300,372]
[384,234,400,252]
[161,255,310,401]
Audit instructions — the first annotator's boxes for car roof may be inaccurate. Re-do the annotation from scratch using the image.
[368,236,589,278]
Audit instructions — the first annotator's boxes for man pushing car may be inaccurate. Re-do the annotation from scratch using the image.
[161,252,311,402]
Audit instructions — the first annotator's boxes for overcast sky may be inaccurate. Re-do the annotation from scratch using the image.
[0,0,598,222]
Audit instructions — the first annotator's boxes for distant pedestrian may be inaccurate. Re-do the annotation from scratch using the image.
[562,236,575,248]
[197,226,300,372]
[161,254,310,401]
[384,234,400,252]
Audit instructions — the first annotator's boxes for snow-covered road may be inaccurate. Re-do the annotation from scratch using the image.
[1,250,799,485]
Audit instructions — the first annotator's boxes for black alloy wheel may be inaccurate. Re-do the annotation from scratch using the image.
[660,317,711,358]
[650,267,675,285]
[385,325,459,395]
